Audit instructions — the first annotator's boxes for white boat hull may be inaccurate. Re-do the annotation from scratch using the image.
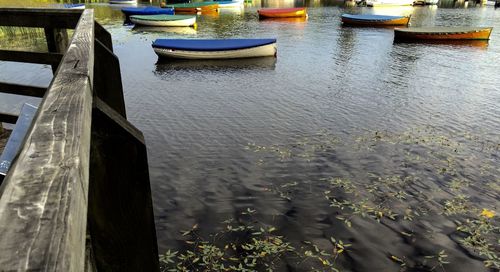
[130,17,196,27]
[367,0,414,6]
[218,2,244,8]
[110,0,137,4]
[154,43,277,59]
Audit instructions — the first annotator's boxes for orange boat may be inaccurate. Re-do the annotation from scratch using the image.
[341,14,410,27]
[258,7,307,19]
[394,27,493,41]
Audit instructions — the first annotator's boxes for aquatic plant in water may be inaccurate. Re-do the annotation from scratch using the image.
[160,126,499,270]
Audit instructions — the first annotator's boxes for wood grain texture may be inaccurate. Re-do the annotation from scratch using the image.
[89,98,159,272]
[0,8,82,28]
[0,9,94,271]
[0,50,63,65]
[0,82,47,97]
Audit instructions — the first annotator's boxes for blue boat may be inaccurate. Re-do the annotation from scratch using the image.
[341,14,410,26]
[121,6,175,16]
[152,38,277,59]
[62,3,85,9]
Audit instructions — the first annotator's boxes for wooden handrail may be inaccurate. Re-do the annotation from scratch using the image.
[0,8,82,28]
[0,50,63,65]
[0,8,158,271]
[0,9,94,270]
[0,82,47,97]
[0,112,18,124]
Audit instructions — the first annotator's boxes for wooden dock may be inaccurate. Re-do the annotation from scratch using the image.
[0,8,159,271]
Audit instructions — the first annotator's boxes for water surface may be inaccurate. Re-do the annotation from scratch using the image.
[0,0,499,271]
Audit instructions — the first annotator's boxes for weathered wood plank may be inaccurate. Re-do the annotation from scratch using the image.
[0,8,82,28]
[0,50,63,65]
[94,40,126,117]
[94,22,113,52]
[89,98,159,271]
[0,82,47,97]
[0,9,94,271]
[0,112,18,124]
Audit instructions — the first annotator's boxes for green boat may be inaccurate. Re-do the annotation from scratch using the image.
[130,15,197,27]
[166,2,219,12]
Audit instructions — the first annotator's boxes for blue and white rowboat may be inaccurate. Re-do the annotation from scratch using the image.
[122,6,175,16]
[152,39,277,59]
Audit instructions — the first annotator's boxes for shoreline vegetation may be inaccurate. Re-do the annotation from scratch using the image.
[160,127,499,271]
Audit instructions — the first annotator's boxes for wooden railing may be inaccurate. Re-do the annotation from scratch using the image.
[0,8,159,271]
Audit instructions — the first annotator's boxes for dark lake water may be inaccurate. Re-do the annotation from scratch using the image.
[0,0,499,271]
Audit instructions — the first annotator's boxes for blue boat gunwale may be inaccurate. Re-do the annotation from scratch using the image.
[341,14,407,22]
[63,3,85,8]
[121,6,175,15]
[152,39,277,52]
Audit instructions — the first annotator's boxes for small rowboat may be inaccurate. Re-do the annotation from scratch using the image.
[110,0,137,4]
[152,39,277,59]
[394,27,493,41]
[166,2,219,13]
[366,0,414,6]
[130,15,197,27]
[63,3,85,9]
[216,0,244,8]
[341,14,410,26]
[122,6,175,16]
[258,7,307,19]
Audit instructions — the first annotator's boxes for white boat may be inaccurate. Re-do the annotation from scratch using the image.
[367,0,414,6]
[130,15,197,27]
[63,3,85,9]
[216,0,244,8]
[110,0,137,4]
[425,0,438,4]
[152,39,277,59]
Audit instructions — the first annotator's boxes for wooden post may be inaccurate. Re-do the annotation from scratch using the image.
[88,98,159,271]
[44,27,69,73]
[93,40,127,118]
[94,22,113,52]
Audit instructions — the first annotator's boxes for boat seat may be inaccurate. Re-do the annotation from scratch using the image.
[0,103,38,185]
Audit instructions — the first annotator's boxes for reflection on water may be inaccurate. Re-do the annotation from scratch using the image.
[1,0,499,271]
[393,38,490,48]
[155,56,277,72]
[133,25,198,35]
[258,16,309,22]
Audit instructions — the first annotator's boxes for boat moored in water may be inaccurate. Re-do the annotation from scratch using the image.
[110,0,137,4]
[341,14,410,26]
[122,6,175,16]
[366,0,414,6]
[216,0,244,8]
[394,27,493,41]
[152,39,277,59]
[130,15,197,27]
[258,7,307,18]
[166,2,219,13]
[62,3,85,9]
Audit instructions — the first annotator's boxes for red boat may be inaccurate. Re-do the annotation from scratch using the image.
[258,7,307,19]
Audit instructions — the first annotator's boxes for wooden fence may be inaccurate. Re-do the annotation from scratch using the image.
[0,8,159,271]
